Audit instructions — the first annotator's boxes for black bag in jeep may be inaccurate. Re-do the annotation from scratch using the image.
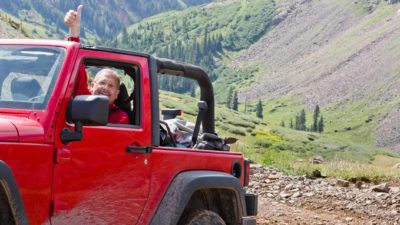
[193,133,229,151]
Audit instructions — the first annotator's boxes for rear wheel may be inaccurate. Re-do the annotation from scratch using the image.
[179,210,226,225]
[0,192,14,225]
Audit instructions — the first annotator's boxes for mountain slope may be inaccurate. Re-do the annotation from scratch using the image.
[0,0,211,41]
[0,12,27,38]
[0,0,398,178]
[230,0,400,151]
[116,0,276,92]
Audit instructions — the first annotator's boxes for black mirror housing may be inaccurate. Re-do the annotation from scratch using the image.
[61,95,108,144]
[71,95,109,125]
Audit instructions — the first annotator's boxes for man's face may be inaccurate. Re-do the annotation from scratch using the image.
[91,72,120,105]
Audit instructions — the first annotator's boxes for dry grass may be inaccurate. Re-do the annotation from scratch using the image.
[294,155,400,182]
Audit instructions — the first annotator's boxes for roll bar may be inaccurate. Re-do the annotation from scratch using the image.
[155,57,215,134]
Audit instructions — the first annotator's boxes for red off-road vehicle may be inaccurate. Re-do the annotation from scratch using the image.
[0,39,257,225]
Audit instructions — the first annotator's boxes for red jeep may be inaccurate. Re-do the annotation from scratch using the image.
[0,39,257,225]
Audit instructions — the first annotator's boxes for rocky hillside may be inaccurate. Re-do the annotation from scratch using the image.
[0,0,211,40]
[231,0,400,151]
[249,164,400,224]
[0,16,26,38]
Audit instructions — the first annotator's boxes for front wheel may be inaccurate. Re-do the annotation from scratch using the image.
[179,210,226,225]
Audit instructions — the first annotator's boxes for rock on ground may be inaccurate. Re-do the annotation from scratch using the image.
[247,164,400,225]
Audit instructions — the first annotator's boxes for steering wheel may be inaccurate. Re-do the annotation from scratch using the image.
[28,94,45,103]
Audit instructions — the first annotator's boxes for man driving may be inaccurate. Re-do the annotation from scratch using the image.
[65,5,129,124]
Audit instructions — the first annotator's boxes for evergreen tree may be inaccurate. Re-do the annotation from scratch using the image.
[80,27,86,38]
[244,98,247,113]
[203,29,208,53]
[299,109,306,131]
[295,109,307,131]
[318,116,324,133]
[295,114,300,130]
[256,99,263,119]
[312,105,320,132]
[121,27,128,45]
[190,85,196,97]
[232,91,238,111]
[226,87,233,109]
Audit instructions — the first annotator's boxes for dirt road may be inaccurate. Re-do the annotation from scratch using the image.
[248,165,400,225]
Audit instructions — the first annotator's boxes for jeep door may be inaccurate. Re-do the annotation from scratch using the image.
[51,49,152,225]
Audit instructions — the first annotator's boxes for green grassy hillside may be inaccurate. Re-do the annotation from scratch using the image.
[118,0,276,52]
[119,0,400,180]
[115,0,276,92]
[0,11,28,38]
[160,90,400,181]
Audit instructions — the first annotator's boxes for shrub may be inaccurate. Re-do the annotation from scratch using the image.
[219,124,246,136]
[226,118,256,128]
[254,139,272,148]
[273,142,294,151]
[230,127,246,136]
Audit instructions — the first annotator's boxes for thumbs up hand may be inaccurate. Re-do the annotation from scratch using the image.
[64,5,83,37]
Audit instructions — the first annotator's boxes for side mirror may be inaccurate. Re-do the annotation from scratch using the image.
[70,95,109,125]
[61,95,109,144]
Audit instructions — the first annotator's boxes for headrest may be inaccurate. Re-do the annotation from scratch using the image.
[115,83,131,112]
[11,77,42,101]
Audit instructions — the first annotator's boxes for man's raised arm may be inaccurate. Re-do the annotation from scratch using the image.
[64,5,83,42]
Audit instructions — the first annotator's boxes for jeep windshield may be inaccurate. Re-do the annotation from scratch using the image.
[0,45,65,110]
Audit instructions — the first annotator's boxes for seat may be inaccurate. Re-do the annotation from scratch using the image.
[114,83,135,124]
[115,84,130,111]
[11,77,43,101]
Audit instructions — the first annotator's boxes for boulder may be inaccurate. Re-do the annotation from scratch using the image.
[312,156,324,164]
[336,179,350,187]
[370,183,390,193]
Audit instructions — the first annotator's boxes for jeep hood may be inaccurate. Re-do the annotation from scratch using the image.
[0,116,44,142]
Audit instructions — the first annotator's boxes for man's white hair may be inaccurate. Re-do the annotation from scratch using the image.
[94,68,121,88]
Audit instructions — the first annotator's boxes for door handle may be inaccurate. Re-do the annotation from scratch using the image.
[126,146,153,154]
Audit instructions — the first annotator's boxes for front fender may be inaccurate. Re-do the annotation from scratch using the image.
[0,160,28,225]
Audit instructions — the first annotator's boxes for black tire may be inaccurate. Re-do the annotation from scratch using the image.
[0,195,14,225]
[179,210,226,225]
[0,205,14,225]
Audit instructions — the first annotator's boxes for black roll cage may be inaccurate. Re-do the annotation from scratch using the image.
[150,56,215,146]
[155,57,215,133]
